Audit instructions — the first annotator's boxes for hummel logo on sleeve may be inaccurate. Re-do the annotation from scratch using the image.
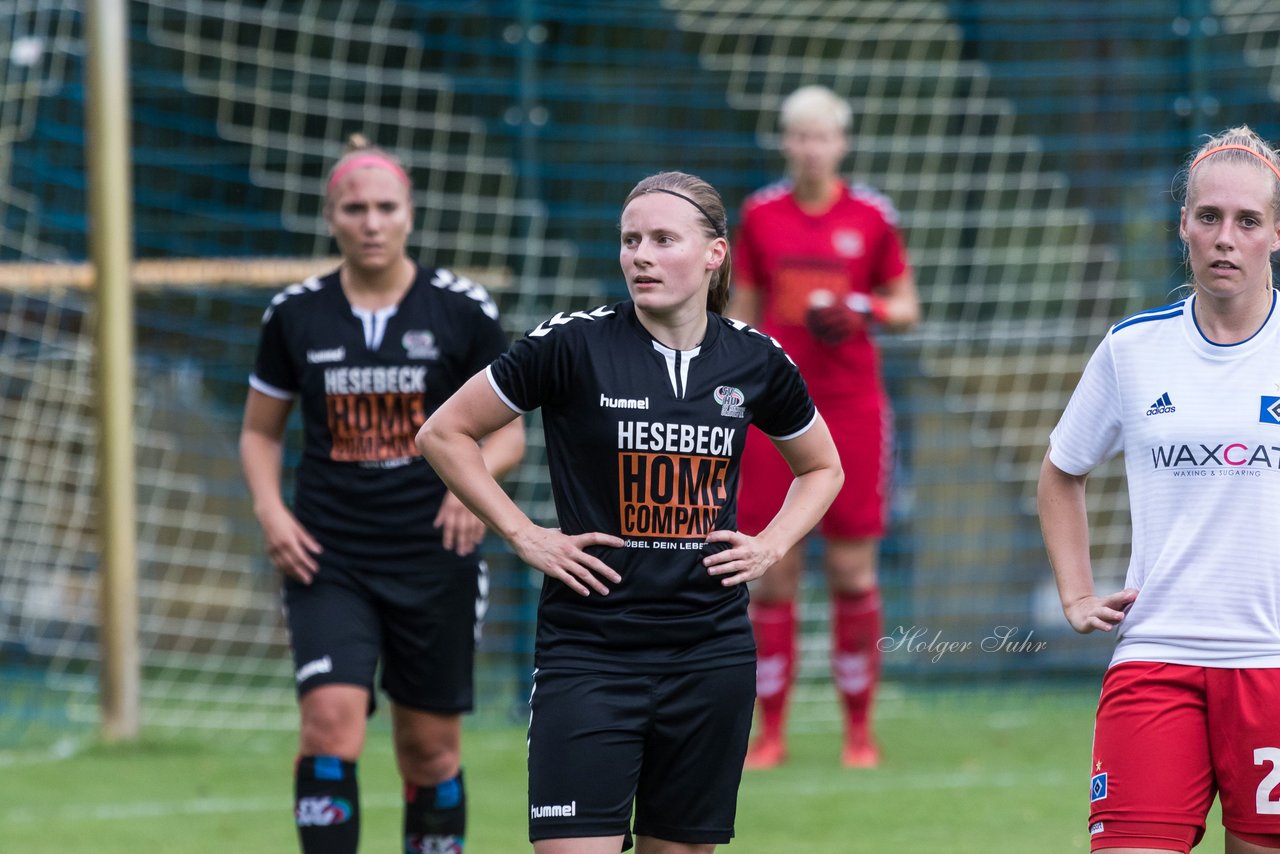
[529,305,614,338]
[430,268,500,319]
[1146,393,1176,416]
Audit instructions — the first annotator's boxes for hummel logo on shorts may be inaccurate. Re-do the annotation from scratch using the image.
[531,800,576,819]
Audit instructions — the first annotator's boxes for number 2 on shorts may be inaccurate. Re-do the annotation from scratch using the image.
[1255,747,1280,814]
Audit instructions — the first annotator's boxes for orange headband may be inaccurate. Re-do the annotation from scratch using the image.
[1189,144,1280,183]
[326,153,411,194]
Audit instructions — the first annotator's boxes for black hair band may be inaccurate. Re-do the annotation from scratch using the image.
[644,188,726,237]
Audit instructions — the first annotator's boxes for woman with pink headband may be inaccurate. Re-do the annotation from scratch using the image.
[240,134,525,854]
[1039,125,1280,854]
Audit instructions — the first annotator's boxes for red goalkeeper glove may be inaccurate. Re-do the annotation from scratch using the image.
[805,291,887,345]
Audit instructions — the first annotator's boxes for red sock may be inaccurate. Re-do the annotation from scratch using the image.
[831,589,882,742]
[749,600,796,743]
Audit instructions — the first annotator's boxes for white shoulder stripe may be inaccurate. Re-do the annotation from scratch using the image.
[723,316,798,367]
[262,275,324,323]
[528,305,614,338]
[742,180,792,211]
[431,268,500,320]
[849,183,900,225]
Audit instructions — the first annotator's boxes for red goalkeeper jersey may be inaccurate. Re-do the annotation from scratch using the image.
[733,179,910,401]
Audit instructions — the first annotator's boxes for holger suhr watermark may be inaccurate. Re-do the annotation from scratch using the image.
[878,625,1048,663]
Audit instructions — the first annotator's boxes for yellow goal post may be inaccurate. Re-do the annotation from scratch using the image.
[0,257,512,291]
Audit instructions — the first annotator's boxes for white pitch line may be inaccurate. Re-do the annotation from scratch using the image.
[2,766,1073,826]
[0,736,86,767]
[746,766,1072,796]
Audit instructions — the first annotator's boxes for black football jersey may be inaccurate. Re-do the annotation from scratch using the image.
[250,265,508,565]
[487,300,816,671]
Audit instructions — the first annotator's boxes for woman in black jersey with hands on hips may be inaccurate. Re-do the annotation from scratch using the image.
[240,135,525,854]
[417,171,844,854]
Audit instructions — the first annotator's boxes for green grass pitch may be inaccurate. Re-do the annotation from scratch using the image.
[2,687,1227,853]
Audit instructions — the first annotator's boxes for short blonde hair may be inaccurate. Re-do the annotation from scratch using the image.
[779,85,851,132]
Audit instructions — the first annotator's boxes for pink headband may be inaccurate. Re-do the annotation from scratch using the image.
[326,153,411,195]
[1189,144,1280,183]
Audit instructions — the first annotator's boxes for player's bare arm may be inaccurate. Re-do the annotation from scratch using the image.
[1037,450,1137,634]
[417,372,622,595]
[240,387,323,583]
[873,270,922,332]
[433,416,526,556]
[705,413,843,587]
[724,279,761,327]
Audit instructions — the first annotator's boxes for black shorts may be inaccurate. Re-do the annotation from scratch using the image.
[527,664,755,847]
[281,551,486,715]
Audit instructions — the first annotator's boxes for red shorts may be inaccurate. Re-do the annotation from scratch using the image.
[736,393,890,539]
[1089,661,1280,852]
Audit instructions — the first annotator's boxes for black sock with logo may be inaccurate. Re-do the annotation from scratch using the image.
[404,770,466,853]
[294,755,360,854]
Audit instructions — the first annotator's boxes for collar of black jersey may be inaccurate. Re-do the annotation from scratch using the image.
[619,299,722,353]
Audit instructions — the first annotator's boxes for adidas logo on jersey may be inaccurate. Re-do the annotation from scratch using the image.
[1146,392,1175,416]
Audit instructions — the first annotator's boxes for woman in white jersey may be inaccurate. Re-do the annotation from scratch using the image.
[1038,126,1280,853]
[417,171,843,853]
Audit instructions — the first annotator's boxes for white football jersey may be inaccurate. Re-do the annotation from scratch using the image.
[1050,291,1280,667]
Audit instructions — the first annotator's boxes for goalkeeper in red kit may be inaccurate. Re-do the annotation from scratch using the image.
[729,85,921,769]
